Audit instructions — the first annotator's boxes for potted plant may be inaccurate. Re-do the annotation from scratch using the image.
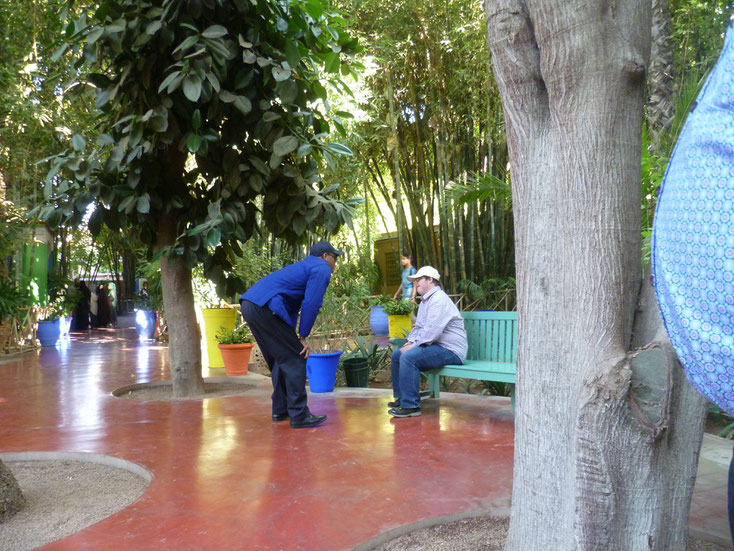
[37,301,66,347]
[215,323,255,376]
[341,336,390,387]
[368,297,389,337]
[305,292,347,393]
[381,298,414,338]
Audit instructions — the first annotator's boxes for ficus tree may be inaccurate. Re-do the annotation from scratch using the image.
[486,0,709,548]
[34,0,361,397]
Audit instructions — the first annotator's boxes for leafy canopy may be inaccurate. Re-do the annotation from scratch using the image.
[34,0,362,295]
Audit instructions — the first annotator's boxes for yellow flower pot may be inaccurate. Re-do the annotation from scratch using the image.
[201,308,237,368]
[388,314,412,339]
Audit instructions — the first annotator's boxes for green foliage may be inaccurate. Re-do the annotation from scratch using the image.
[0,278,25,324]
[136,252,164,312]
[215,323,254,344]
[342,335,390,375]
[456,277,516,311]
[380,298,413,315]
[46,273,81,318]
[33,0,362,297]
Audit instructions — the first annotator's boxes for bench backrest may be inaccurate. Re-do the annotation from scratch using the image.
[461,311,518,363]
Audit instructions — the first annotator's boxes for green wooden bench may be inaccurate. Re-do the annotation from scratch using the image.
[427,311,517,406]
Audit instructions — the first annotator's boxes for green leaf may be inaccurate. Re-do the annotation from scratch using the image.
[96,134,115,146]
[158,70,181,93]
[192,109,202,130]
[273,135,299,156]
[202,25,228,39]
[205,228,221,247]
[173,35,199,55]
[262,111,280,122]
[136,195,151,213]
[87,27,104,45]
[187,134,202,152]
[233,95,252,115]
[305,0,324,19]
[219,90,236,103]
[297,143,313,157]
[272,66,291,82]
[324,52,340,74]
[119,195,136,212]
[107,19,126,33]
[284,41,301,68]
[326,142,353,156]
[182,75,202,102]
[250,156,269,176]
[146,20,162,36]
[292,216,306,236]
[188,223,210,236]
[72,134,86,152]
[51,43,69,62]
[275,80,298,104]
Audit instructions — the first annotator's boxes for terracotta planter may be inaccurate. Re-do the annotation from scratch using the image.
[217,342,254,376]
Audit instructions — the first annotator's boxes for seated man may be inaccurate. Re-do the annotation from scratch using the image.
[388,266,467,418]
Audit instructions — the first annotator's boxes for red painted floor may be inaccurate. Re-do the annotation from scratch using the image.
[1,316,730,549]
[0,317,515,550]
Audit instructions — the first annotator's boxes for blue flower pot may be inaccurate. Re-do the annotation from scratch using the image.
[369,305,389,336]
[135,310,157,339]
[306,350,343,393]
[37,319,61,347]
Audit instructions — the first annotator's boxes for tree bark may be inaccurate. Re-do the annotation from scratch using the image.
[0,458,24,522]
[485,1,706,548]
[158,214,204,398]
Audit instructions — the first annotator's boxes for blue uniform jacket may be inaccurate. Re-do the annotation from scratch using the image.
[240,256,332,338]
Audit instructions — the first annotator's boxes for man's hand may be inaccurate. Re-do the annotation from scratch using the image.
[299,337,311,359]
[400,341,414,354]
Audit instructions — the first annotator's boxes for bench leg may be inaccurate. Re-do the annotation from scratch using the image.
[509,383,515,411]
[428,373,440,398]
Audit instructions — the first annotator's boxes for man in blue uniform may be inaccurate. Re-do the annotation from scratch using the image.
[240,241,342,428]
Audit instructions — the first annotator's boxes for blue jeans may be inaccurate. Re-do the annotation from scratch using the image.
[391,344,462,409]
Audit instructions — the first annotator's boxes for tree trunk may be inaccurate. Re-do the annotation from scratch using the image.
[485,1,707,549]
[158,213,204,398]
[0,458,24,522]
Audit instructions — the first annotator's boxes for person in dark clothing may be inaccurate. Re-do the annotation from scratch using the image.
[96,283,111,328]
[71,279,91,331]
[240,241,342,429]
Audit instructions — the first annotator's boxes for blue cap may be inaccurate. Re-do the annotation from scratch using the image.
[310,241,344,257]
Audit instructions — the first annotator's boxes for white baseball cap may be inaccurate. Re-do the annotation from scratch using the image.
[407,266,441,281]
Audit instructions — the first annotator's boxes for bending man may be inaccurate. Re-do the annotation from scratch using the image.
[240,241,342,429]
[389,266,467,418]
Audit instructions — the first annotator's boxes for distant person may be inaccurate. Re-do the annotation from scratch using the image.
[90,284,99,328]
[240,241,342,429]
[96,284,111,327]
[139,281,150,301]
[107,282,118,327]
[71,278,91,331]
[389,266,467,418]
[392,253,417,303]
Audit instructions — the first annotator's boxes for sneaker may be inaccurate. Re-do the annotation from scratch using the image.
[388,407,421,418]
[387,398,400,408]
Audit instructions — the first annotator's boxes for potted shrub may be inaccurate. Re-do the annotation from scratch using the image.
[341,336,390,387]
[215,323,255,376]
[37,301,66,347]
[134,293,157,340]
[381,298,414,338]
[368,297,389,336]
[305,294,346,393]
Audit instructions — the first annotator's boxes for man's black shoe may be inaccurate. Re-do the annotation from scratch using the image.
[290,413,327,429]
[272,413,289,422]
[387,398,400,408]
[388,407,421,418]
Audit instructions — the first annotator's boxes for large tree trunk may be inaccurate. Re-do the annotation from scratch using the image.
[485,1,707,549]
[0,458,24,522]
